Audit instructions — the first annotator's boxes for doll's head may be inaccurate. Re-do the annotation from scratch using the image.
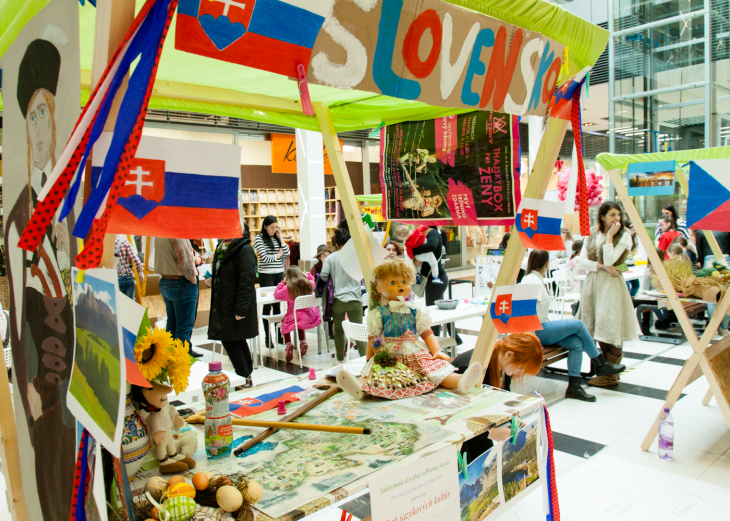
[131,381,172,413]
[370,257,417,307]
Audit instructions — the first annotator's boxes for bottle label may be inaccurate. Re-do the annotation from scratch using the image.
[206,400,231,419]
[218,424,233,437]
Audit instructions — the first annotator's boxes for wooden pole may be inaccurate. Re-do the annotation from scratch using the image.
[142,236,152,297]
[468,118,569,373]
[0,359,30,521]
[127,234,143,303]
[314,102,375,281]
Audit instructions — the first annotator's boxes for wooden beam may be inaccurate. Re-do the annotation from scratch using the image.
[127,234,143,303]
[468,118,570,373]
[314,102,375,282]
[674,167,724,262]
[142,236,152,297]
[80,70,308,116]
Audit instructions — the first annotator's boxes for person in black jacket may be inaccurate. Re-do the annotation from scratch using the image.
[695,230,730,269]
[411,226,449,334]
[208,224,258,385]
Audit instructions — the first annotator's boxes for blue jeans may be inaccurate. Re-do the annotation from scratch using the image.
[159,278,198,348]
[704,255,730,329]
[534,319,600,377]
[118,276,135,299]
[626,279,639,297]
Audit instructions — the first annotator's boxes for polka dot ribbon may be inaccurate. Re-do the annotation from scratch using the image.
[69,429,90,521]
[570,86,590,236]
[543,404,561,521]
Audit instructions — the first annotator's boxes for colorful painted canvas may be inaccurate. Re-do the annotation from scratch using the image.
[380,111,520,225]
[175,0,565,116]
[627,161,676,197]
[91,133,242,238]
[68,268,126,457]
[687,160,730,232]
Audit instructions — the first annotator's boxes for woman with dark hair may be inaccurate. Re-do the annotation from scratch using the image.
[656,215,680,254]
[208,223,257,385]
[411,226,449,333]
[384,241,403,258]
[253,215,290,347]
[319,228,367,364]
[498,232,511,250]
[577,201,637,387]
[520,250,625,401]
[654,203,689,241]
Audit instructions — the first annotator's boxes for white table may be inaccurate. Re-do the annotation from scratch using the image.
[428,301,488,326]
[574,266,647,282]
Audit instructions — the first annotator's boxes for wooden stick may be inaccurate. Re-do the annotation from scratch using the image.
[186,414,371,435]
[127,234,144,304]
[233,384,341,455]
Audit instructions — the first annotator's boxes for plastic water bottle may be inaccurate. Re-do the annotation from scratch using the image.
[203,361,233,459]
[658,407,674,460]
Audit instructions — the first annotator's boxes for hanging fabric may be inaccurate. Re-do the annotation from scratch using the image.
[570,86,590,236]
[541,404,560,521]
[69,429,91,521]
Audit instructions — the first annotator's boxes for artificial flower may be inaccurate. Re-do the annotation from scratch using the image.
[168,339,193,394]
[134,326,173,382]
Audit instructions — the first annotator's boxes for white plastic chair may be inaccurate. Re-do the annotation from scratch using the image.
[552,268,580,318]
[260,286,286,358]
[342,320,368,363]
[292,295,325,368]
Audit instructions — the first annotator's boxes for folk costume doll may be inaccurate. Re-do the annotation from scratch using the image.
[337,257,482,400]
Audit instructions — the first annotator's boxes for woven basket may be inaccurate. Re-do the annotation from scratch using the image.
[0,276,9,310]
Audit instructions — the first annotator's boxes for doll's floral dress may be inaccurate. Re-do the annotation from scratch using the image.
[363,301,455,399]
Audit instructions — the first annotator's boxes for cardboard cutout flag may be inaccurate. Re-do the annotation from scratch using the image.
[229,386,305,417]
[490,284,543,334]
[687,160,730,232]
[549,66,591,121]
[92,133,242,238]
[118,294,152,387]
[515,198,565,250]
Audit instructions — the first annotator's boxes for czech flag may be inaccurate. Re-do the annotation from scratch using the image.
[176,0,326,78]
[490,284,543,334]
[229,386,305,417]
[515,198,565,251]
[92,133,242,239]
[687,160,730,232]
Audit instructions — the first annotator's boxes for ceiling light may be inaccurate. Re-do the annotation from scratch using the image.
[583,122,595,126]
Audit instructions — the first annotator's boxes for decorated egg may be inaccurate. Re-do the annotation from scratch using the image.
[145,477,167,502]
[150,507,160,520]
[240,480,263,504]
[192,472,209,491]
[162,496,197,521]
[167,475,185,485]
[216,485,243,512]
[168,482,196,499]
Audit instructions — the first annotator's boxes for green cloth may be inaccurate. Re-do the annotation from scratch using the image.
[596,147,730,172]
[1,0,609,132]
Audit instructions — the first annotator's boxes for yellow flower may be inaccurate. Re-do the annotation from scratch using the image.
[134,326,174,383]
[168,340,194,394]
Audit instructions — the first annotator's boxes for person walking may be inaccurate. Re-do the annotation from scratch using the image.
[115,235,143,299]
[207,224,258,385]
[254,216,290,348]
[154,237,203,357]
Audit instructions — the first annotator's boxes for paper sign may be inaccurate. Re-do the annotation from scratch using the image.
[475,251,504,297]
[369,446,460,521]
[339,224,389,281]
[489,284,543,334]
[270,133,341,175]
[626,160,676,197]
[381,111,520,225]
[687,160,730,232]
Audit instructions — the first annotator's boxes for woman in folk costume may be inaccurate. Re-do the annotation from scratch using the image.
[576,201,638,387]
[337,257,482,400]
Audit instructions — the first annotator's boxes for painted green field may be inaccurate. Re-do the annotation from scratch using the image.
[69,364,115,438]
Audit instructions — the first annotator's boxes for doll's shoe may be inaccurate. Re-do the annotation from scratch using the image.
[457,362,483,394]
[158,456,188,474]
[300,341,308,356]
[432,276,444,285]
[172,452,186,461]
[182,457,196,469]
[336,370,364,400]
[285,343,295,363]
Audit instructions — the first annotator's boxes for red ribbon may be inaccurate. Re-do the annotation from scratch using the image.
[570,86,590,236]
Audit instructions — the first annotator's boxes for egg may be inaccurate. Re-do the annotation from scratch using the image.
[162,496,197,521]
[216,485,243,512]
[167,475,185,486]
[150,506,160,520]
[167,482,196,499]
[192,472,209,491]
[145,477,167,502]
[240,480,263,504]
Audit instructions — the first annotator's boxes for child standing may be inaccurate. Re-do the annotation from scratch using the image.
[273,266,322,363]
[395,225,444,284]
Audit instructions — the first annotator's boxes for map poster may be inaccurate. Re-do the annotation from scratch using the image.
[369,446,460,521]
[475,251,505,297]
[380,111,520,226]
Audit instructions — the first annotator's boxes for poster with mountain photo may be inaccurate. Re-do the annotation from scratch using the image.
[68,268,126,457]
[501,418,539,503]
[459,447,500,521]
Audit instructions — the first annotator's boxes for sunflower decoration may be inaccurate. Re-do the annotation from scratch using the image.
[134,326,195,392]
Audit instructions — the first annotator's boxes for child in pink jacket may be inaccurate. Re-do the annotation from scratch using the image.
[274,266,323,363]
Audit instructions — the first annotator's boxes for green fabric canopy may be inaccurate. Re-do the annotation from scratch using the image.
[1,0,609,132]
[596,147,730,172]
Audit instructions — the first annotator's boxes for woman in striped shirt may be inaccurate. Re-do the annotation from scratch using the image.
[654,204,689,242]
[254,216,290,347]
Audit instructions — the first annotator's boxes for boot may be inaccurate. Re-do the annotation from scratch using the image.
[604,353,623,386]
[591,354,626,377]
[588,353,622,387]
[565,376,596,402]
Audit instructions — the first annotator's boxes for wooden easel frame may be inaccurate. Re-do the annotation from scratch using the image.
[608,168,730,449]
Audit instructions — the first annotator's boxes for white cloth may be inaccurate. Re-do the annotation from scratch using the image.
[520,272,552,323]
[577,231,633,272]
[146,405,175,434]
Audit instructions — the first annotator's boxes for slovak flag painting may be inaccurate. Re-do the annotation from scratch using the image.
[687,160,730,232]
[175,0,326,78]
[515,198,566,251]
[490,284,543,334]
[229,386,304,418]
[92,133,242,238]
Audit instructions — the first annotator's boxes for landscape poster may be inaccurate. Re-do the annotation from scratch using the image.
[68,268,126,457]
[627,160,676,196]
[459,447,500,521]
[380,111,520,226]
[501,419,539,502]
